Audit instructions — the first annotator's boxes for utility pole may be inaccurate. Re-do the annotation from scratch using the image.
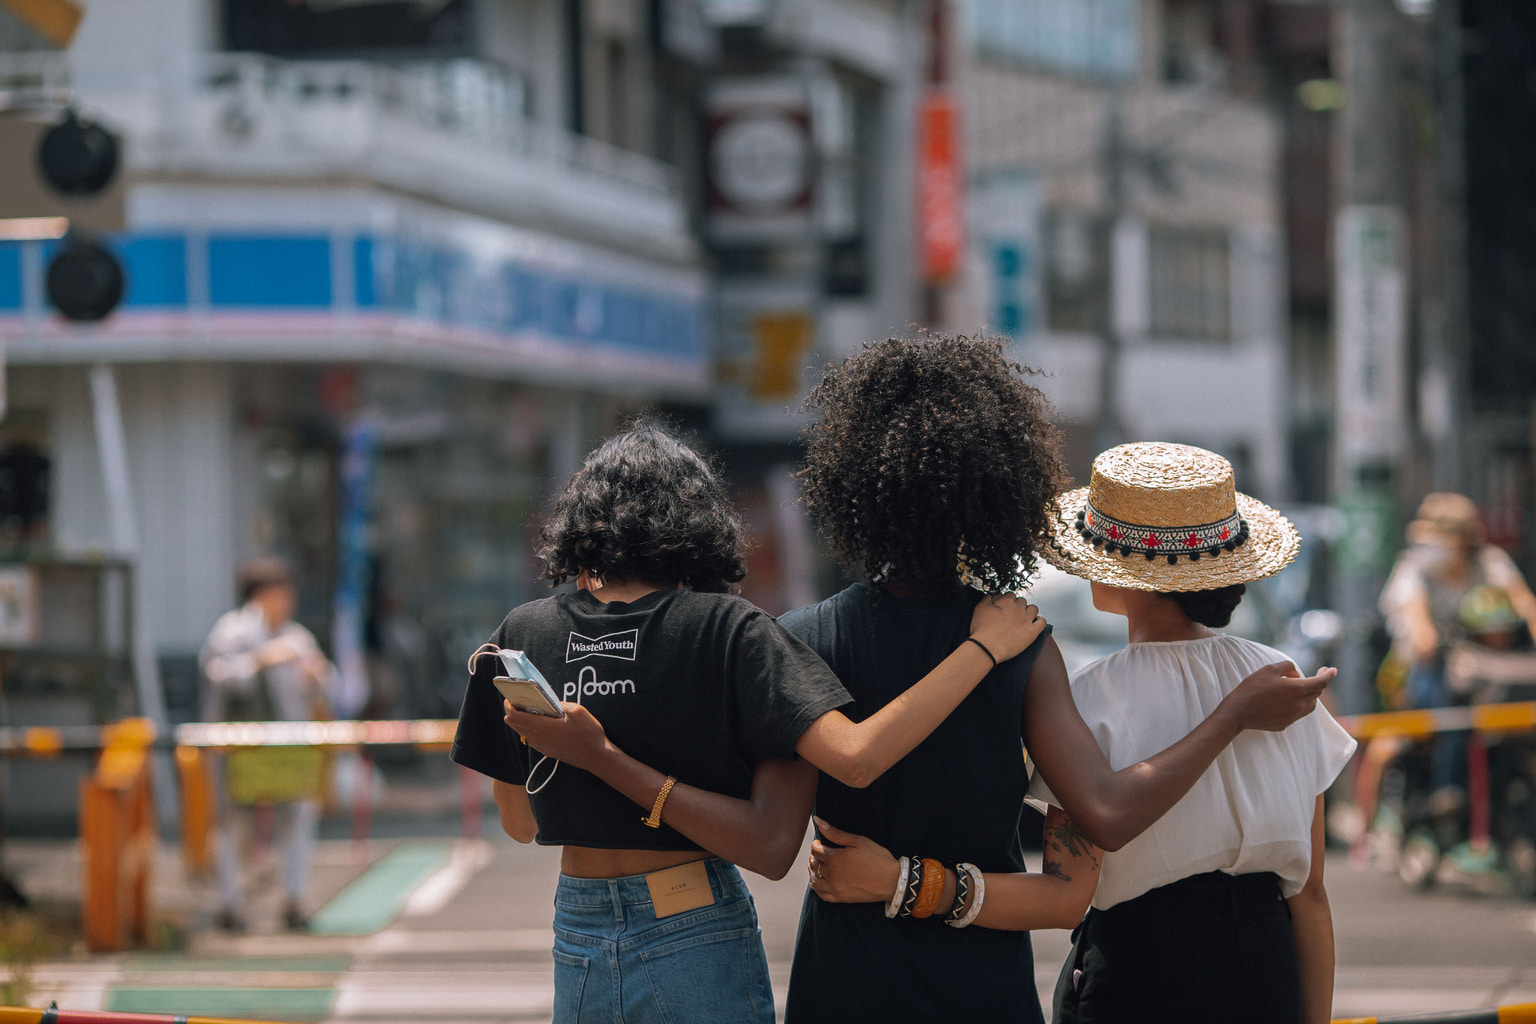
[1428,0,1469,494]
[1332,0,1409,713]
[1094,87,1128,455]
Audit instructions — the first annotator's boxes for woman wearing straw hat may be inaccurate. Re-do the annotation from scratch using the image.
[1028,441,1356,1023]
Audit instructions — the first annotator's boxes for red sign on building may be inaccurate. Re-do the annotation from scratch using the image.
[918,89,964,283]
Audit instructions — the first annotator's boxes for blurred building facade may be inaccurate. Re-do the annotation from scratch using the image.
[0,0,930,809]
[0,0,725,764]
[948,0,1292,498]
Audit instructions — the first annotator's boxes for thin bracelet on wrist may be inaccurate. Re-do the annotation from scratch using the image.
[964,636,998,667]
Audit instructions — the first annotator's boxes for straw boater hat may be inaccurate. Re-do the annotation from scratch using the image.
[1042,442,1300,593]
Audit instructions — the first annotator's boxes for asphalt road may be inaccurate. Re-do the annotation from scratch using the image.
[18,823,1536,1023]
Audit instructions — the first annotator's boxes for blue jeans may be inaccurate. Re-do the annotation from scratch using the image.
[1409,660,1469,794]
[551,858,774,1024]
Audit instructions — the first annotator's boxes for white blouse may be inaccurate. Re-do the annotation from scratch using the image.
[1028,634,1357,910]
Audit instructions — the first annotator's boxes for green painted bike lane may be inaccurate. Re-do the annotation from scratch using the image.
[103,841,455,1022]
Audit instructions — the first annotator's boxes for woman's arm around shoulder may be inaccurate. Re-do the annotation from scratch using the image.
[794,594,1046,788]
[1024,636,1335,851]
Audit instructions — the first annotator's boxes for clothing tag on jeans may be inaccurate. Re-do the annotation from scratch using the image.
[646,860,715,919]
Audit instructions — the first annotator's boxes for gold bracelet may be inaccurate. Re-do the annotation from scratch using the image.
[643,775,677,828]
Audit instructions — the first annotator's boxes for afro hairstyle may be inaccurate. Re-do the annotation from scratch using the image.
[797,332,1066,594]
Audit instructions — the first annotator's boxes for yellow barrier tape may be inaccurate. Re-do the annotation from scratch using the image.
[1475,704,1536,733]
[1338,701,1536,740]
[1339,709,1441,740]
[22,726,63,755]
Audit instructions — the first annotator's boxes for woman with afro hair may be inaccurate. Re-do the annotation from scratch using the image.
[506,341,1332,1023]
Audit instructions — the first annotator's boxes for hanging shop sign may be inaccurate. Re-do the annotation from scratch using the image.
[705,77,814,242]
[918,89,964,284]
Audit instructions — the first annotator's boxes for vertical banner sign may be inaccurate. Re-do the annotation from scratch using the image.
[1335,205,1407,484]
[971,173,1042,340]
[331,417,377,719]
[918,89,964,283]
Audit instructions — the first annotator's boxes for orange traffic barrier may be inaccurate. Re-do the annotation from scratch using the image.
[78,720,156,952]
[173,745,214,876]
[0,1006,309,1023]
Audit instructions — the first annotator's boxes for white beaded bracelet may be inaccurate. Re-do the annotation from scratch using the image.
[948,862,985,928]
[885,856,911,919]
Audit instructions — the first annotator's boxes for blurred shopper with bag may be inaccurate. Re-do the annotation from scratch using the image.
[200,557,337,932]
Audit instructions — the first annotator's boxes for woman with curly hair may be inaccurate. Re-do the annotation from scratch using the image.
[508,340,1333,1023]
[451,419,1046,1024]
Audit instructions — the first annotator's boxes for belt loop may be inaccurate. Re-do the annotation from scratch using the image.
[608,878,623,924]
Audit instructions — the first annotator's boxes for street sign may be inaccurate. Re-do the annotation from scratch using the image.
[1335,205,1408,482]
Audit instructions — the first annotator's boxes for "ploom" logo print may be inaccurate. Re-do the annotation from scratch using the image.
[565,629,639,663]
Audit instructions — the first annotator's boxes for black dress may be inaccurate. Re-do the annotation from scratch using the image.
[781,584,1049,1024]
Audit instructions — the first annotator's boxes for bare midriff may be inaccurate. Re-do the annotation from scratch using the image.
[560,846,711,879]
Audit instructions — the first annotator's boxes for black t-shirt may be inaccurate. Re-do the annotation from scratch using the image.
[450,588,851,851]
[781,584,1049,1024]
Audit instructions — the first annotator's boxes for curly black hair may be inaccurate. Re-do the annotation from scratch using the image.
[1166,584,1247,628]
[797,333,1067,594]
[537,420,747,593]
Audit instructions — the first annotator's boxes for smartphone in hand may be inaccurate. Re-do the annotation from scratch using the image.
[492,649,565,718]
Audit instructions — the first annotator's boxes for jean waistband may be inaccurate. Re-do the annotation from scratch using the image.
[554,857,744,908]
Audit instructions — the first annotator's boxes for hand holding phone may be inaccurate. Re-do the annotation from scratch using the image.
[491,649,565,719]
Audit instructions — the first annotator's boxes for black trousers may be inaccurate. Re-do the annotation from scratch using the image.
[1052,871,1302,1024]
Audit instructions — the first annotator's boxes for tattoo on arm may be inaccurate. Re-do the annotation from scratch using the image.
[1048,815,1094,858]
[1043,858,1072,882]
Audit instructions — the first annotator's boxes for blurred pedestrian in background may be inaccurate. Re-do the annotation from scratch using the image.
[1373,494,1536,816]
[200,557,337,932]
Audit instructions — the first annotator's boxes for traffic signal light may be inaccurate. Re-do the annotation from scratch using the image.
[38,111,124,322]
[0,108,127,322]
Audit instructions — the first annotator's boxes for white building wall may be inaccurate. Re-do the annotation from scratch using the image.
[11,364,240,654]
[115,363,240,654]
[961,42,1291,498]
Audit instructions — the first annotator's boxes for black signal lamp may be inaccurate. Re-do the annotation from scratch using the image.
[37,109,120,197]
[46,234,126,323]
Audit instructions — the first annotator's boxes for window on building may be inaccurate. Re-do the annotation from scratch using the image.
[222,0,475,57]
[963,0,1140,81]
[1148,226,1231,341]
[0,413,50,554]
[1046,210,1108,334]
[1161,0,1225,86]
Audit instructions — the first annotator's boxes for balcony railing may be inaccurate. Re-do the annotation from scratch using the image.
[0,51,679,201]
